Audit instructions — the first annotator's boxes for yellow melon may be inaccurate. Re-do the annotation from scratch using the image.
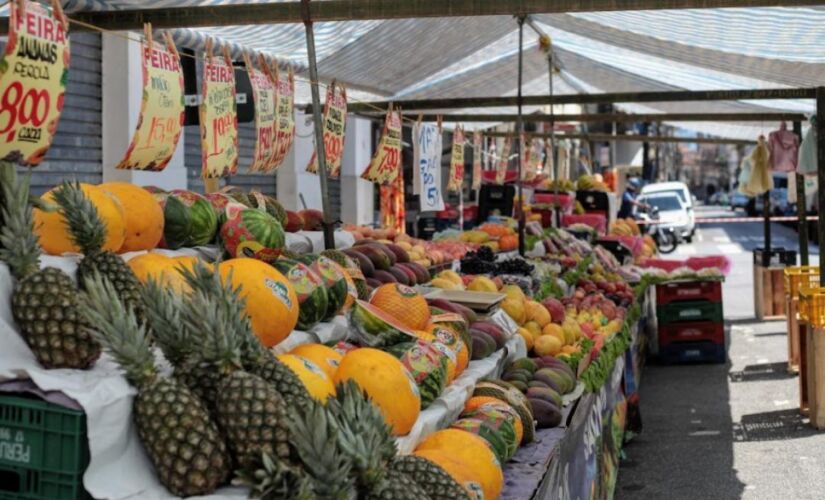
[34,184,126,255]
[276,354,335,403]
[369,283,430,331]
[290,343,343,379]
[218,258,299,347]
[99,182,163,252]
[415,429,503,499]
[412,449,486,500]
[334,348,421,436]
[126,253,187,293]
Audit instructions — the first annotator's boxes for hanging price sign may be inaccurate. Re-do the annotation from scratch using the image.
[307,81,346,178]
[414,121,444,212]
[0,0,69,166]
[117,27,184,171]
[447,126,465,193]
[268,64,295,172]
[380,170,405,234]
[522,134,537,182]
[495,137,511,185]
[472,131,482,191]
[362,106,402,185]
[200,41,238,179]
[244,53,276,173]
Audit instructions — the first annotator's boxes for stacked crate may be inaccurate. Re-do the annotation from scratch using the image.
[656,280,725,364]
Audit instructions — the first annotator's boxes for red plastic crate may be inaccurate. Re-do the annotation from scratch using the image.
[658,320,724,346]
[656,280,722,305]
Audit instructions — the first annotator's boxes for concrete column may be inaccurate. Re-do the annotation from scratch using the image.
[277,110,321,210]
[340,116,374,225]
[101,33,187,189]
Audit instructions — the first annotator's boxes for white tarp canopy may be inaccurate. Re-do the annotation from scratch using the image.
[8,2,825,139]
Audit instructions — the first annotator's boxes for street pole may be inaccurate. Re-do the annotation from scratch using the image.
[794,120,809,266]
[302,0,335,250]
[516,16,526,256]
[817,87,825,284]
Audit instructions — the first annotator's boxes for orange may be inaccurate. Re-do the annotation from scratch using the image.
[334,348,421,435]
[276,354,335,403]
[99,182,164,252]
[290,343,343,379]
[218,258,299,347]
[369,283,430,330]
[34,184,126,255]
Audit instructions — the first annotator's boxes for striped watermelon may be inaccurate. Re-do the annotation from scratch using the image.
[168,190,218,246]
[387,339,448,409]
[458,405,520,461]
[219,204,285,263]
[156,193,192,250]
[273,258,329,331]
[450,417,514,464]
[312,256,349,320]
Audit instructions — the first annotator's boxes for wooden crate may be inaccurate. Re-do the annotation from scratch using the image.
[787,297,800,373]
[808,326,825,429]
[754,266,787,320]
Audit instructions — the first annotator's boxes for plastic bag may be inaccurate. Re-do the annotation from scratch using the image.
[745,137,773,195]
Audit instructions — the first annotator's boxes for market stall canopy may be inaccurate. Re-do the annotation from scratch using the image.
[3,2,823,139]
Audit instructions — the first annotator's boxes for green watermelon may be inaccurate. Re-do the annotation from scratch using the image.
[311,256,348,319]
[273,258,329,331]
[348,299,418,347]
[458,405,520,461]
[204,192,235,226]
[169,189,218,246]
[449,418,509,465]
[219,204,285,263]
[157,194,191,250]
[321,249,368,299]
[387,339,448,409]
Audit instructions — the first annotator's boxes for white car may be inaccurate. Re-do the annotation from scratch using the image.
[637,193,692,241]
[640,181,696,241]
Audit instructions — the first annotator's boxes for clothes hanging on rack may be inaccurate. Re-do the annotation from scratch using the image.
[767,121,799,172]
[746,136,773,195]
[798,117,817,175]
[738,156,755,195]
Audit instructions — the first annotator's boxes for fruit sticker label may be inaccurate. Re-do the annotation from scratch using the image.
[400,340,442,384]
[413,121,445,212]
[431,313,466,327]
[264,277,294,310]
[244,52,277,173]
[430,340,457,365]
[472,131,483,191]
[200,42,238,179]
[447,126,465,193]
[306,81,346,178]
[286,264,323,302]
[267,64,294,172]
[362,106,402,185]
[495,137,511,185]
[0,0,69,166]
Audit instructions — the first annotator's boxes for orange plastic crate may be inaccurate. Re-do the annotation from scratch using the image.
[798,287,825,326]
[784,266,820,299]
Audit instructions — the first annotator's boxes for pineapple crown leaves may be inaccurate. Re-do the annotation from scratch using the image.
[140,277,191,367]
[50,181,107,254]
[0,162,42,279]
[327,381,397,491]
[287,398,356,500]
[181,289,246,374]
[79,271,157,387]
[235,452,316,500]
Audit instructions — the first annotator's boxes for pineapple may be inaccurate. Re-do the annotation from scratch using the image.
[182,287,293,468]
[50,182,144,321]
[390,455,471,500]
[79,272,230,496]
[0,163,100,369]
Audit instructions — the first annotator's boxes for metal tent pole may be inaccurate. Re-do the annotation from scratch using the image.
[516,16,526,256]
[302,0,335,250]
[794,120,809,266]
[817,87,825,284]
[549,49,559,228]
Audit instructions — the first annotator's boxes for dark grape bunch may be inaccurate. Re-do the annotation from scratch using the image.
[494,258,534,276]
[460,256,496,275]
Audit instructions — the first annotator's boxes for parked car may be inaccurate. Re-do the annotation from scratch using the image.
[640,181,696,242]
[636,192,692,242]
[747,173,792,217]
[730,189,750,211]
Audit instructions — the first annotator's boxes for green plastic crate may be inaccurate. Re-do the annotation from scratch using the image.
[0,394,90,500]
[657,300,723,325]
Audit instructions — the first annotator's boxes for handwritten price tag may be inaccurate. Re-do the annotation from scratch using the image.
[245,53,276,173]
[414,122,444,212]
[472,131,482,191]
[267,65,295,172]
[117,32,184,171]
[447,126,465,193]
[200,46,238,179]
[495,137,511,185]
[0,0,69,166]
[362,108,402,185]
[307,82,346,178]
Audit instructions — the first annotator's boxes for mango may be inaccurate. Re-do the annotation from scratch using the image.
[468,276,498,293]
[430,278,460,290]
[533,335,562,356]
[542,323,566,345]
[525,301,551,327]
[501,297,526,325]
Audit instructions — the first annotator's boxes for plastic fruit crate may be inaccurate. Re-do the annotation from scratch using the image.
[0,394,90,500]
[658,320,724,346]
[785,266,820,300]
[659,341,726,365]
[798,287,825,326]
[655,280,722,306]
[657,301,723,324]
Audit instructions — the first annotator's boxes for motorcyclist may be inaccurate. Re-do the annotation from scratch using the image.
[618,178,649,219]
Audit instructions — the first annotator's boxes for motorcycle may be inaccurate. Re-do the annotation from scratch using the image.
[636,206,679,254]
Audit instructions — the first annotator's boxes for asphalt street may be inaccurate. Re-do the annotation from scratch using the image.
[616,205,825,500]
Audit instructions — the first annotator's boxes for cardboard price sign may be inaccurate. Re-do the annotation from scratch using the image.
[307,81,346,178]
[244,53,277,173]
[117,27,184,171]
[414,121,444,212]
[362,107,402,185]
[472,131,482,191]
[447,126,465,193]
[0,0,69,166]
[495,136,511,185]
[200,42,239,179]
[268,64,295,172]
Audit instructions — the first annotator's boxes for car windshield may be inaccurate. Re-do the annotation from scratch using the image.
[645,196,683,211]
[653,189,686,203]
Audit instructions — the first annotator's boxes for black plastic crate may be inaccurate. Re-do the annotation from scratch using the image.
[753,247,797,267]
[658,341,726,365]
[576,190,610,212]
